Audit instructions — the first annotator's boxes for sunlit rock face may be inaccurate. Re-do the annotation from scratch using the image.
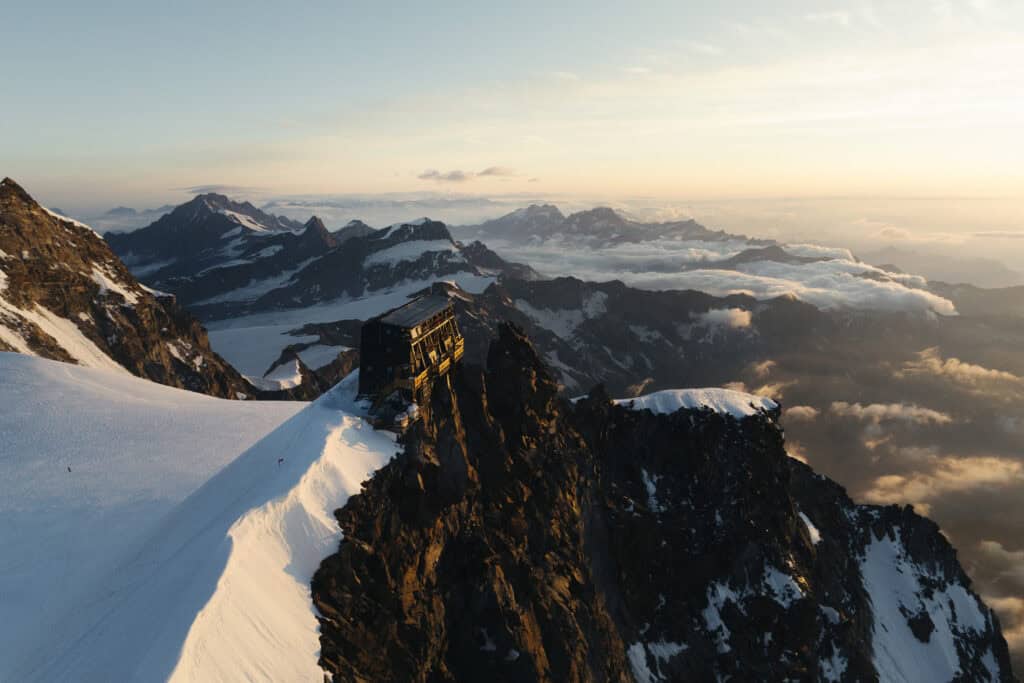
[312,324,1014,682]
[0,178,249,397]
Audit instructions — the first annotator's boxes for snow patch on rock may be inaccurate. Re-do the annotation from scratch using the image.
[799,510,822,545]
[862,529,991,683]
[365,239,459,266]
[514,291,608,340]
[615,388,778,419]
[90,266,140,304]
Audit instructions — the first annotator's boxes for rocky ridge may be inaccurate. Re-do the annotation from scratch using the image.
[311,324,1015,682]
[0,178,250,397]
[106,196,537,321]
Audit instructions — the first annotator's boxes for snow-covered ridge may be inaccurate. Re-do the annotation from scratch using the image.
[365,238,460,267]
[43,206,102,237]
[219,208,273,233]
[615,388,778,419]
[1,357,399,681]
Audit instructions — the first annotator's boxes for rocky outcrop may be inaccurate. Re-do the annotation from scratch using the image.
[311,324,1015,682]
[0,178,250,397]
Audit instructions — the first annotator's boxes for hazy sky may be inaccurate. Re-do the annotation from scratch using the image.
[3,0,1024,211]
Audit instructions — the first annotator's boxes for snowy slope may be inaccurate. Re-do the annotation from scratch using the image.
[615,387,779,418]
[862,530,1001,682]
[1,353,398,682]
[206,272,494,378]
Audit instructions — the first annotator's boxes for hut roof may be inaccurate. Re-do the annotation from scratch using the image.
[379,295,452,328]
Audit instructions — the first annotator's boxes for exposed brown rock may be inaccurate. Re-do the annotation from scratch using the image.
[0,177,250,397]
[311,324,1016,682]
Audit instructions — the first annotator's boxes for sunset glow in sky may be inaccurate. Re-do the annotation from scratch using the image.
[3,0,1023,210]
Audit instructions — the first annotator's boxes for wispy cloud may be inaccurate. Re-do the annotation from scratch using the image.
[179,184,258,196]
[863,450,1023,508]
[975,231,1024,240]
[417,169,470,183]
[750,359,777,378]
[477,166,516,177]
[830,401,953,425]
[786,405,821,421]
[984,594,1024,654]
[898,348,1024,389]
[418,167,519,183]
[979,540,1024,590]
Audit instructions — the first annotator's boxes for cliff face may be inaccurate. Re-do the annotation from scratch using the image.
[0,178,249,397]
[311,325,1015,682]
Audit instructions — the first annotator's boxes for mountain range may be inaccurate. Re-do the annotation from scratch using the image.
[1,177,1020,679]
[105,194,535,323]
[454,203,760,247]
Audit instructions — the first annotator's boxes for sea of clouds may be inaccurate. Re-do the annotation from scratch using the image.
[488,236,957,315]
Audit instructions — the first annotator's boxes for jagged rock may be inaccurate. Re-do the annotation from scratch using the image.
[311,324,1015,682]
[0,178,250,397]
[106,201,537,322]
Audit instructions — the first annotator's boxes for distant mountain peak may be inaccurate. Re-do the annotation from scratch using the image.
[511,203,564,219]
[573,206,623,220]
[303,215,328,233]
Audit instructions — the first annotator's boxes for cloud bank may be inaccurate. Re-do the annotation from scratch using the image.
[863,452,1023,509]
[830,401,953,425]
[899,348,1024,389]
[786,405,821,421]
[492,237,957,315]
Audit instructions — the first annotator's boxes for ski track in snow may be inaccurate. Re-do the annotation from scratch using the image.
[0,354,399,682]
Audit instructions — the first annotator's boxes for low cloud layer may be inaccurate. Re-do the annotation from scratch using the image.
[899,348,1024,389]
[492,237,956,315]
[694,307,751,329]
[863,452,1023,511]
[986,595,1024,654]
[786,405,820,421]
[477,166,515,177]
[750,360,776,378]
[977,542,1024,655]
[830,401,953,425]
[978,541,1024,592]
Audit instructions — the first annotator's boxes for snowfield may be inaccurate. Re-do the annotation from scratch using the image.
[615,387,779,419]
[364,238,460,266]
[862,529,1000,683]
[206,272,495,378]
[0,353,398,682]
